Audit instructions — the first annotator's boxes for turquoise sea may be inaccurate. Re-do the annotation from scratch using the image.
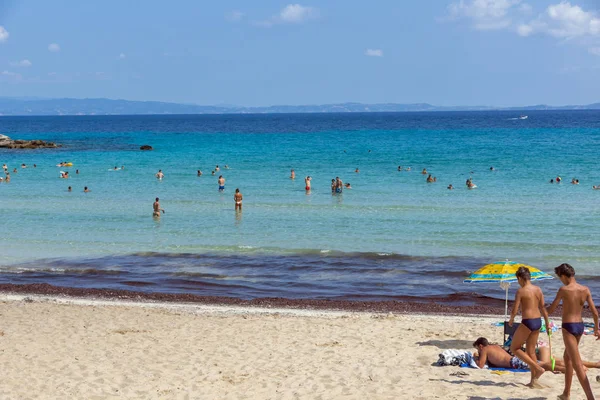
[1,111,599,302]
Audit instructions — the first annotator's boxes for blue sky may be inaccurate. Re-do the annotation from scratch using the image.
[0,0,599,107]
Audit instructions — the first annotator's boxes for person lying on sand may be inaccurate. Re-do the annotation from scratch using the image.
[473,337,528,371]
[474,337,600,375]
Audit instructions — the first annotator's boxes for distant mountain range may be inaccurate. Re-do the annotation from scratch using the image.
[0,97,599,116]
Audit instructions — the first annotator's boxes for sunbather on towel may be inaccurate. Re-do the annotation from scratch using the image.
[473,337,529,370]
[474,337,600,373]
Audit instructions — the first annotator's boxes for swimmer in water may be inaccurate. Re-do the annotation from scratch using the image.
[422,168,427,175]
[218,175,225,192]
[355,168,359,173]
[197,170,202,176]
[550,179,554,184]
[290,169,296,179]
[215,165,220,171]
[345,183,352,189]
[305,176,311,191]
[331,179,336,193]
[33,164,36,168]
[490,166,494,171]
[593,185,600,190]
[447,184,454,190]
[426,174,434,183]
[83,186,90,193]
[68,186,72,192]
[156,169,164,180]
[2,164,7,172]
[556,176,562,183]
[21,164,26,168]
[224,165,229,169]
[5,173,9,183]
[76,169,79,174]
[234,188,243,210]
[153,197,165,218]
[397,166,402,171]
[61,171,69,179]
[335,177,343,193]
[211,170,215,176]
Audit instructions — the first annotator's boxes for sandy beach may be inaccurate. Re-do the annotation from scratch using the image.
[0,293,599,399]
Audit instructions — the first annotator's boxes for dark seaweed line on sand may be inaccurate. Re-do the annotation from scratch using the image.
[0,283,576,317]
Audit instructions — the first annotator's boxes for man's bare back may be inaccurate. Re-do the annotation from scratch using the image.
[478,344,513,368]
[555,283,590,323]
[516,284,544,319]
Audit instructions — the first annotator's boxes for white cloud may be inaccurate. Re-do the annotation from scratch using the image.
[10,59,32,68]
[365,49,383,57]
[256,4,318,27]
[589,47,600,56]
[280,4,315,23]
[447,1,600,53]
[515,2,600,38]
[543,2,600,38]
[226,10,244,22]
[517,23,534,36]
[48,43,60,52]
[0,26,8,43]
[119,53,126,59]
[1,70,22,81]
[447,0,521,30]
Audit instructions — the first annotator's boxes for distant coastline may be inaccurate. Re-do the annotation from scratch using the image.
[0,97,599,116]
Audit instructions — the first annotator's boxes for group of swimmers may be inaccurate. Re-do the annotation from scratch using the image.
[477,263,599,399]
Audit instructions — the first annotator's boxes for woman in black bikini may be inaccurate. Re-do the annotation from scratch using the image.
[508,266,551,388]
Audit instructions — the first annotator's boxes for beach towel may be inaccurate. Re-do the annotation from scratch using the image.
[437,350,477,368]
[437,349,529,372]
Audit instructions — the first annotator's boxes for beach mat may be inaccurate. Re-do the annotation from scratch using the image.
[460,362,528,373]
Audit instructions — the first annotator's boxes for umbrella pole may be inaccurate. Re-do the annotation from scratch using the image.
[504,285,508,321]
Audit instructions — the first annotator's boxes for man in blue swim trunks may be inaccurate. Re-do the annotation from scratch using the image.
[548,263,599,400]
[473,338,529,370]
[218,175,225,192]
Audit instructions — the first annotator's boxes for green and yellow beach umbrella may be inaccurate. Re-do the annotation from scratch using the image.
[464,260,553,320]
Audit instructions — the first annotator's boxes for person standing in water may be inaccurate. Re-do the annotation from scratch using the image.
[153,197,165,218]
[290,169,295,179]
[508,267,550,388]
[218,175,225,192]
[305,176,311,191]
[156,169,164,180]
[234,188,243,210]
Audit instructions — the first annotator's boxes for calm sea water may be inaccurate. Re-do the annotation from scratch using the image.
[1,111,599,302]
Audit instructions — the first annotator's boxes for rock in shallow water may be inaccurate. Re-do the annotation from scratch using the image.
[0,135,60,149]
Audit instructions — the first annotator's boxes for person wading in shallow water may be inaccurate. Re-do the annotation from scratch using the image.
[234,188,243,211]
[153,197,165,218]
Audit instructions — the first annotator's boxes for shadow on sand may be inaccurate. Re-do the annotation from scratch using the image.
[468,397,547,400]
[418,339,475,349]
[429,379,520,388]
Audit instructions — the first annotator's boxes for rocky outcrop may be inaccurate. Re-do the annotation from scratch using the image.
[140,145,153,151]
[0,135,60,149]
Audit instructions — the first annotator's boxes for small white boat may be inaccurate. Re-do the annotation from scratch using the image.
[519,115,528,120]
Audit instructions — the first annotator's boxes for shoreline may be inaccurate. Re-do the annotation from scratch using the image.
[0,282,577,317]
